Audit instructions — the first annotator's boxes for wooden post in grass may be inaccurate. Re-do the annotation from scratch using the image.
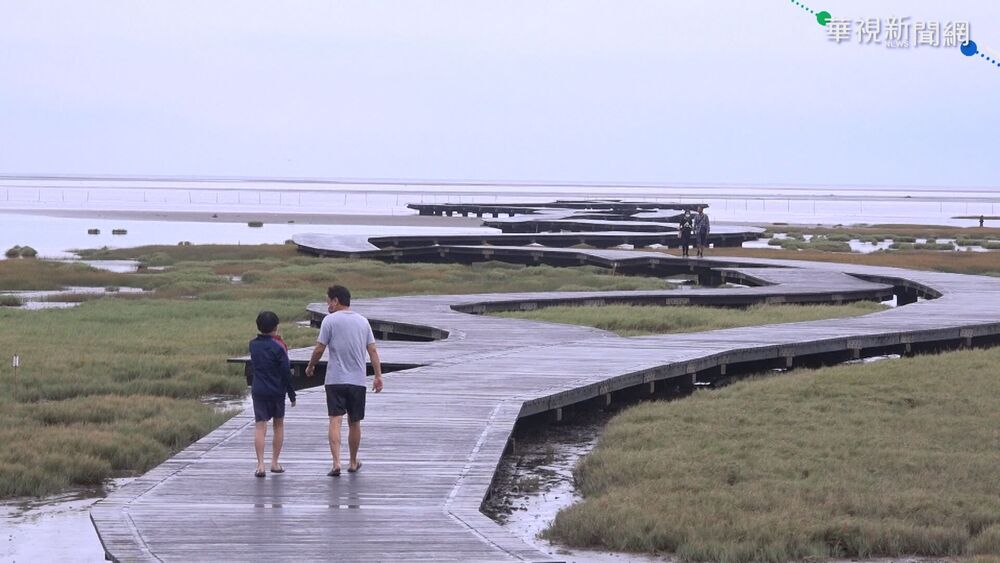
[12,354,19,401]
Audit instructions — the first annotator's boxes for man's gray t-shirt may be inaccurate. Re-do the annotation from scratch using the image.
[317,310,375,387]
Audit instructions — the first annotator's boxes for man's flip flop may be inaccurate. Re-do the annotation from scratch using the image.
[347,461,362,473]
[327,468,341,477]
[254,469,266,478]
[270,466,285,474]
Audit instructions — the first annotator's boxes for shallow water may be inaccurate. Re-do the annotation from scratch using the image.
[1,177,998,224]
[3,178,999,258]
[201,393,252,413]
[76,259,143,273]
[487,413,667,563]
[1,479,133,563]
[0,211,497,258]
[0,286,146,310]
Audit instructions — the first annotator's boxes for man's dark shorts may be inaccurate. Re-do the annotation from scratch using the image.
[252,394,285,422]
[325,384,367,422]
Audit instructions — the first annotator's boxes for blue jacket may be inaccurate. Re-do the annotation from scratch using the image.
[248,335,296,402]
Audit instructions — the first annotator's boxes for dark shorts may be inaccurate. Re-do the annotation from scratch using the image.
[252,394,285,422]
[325,384,367,422]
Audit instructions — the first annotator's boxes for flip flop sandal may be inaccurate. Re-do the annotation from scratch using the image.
[347,461,362,473]
[254,469,266,478]
[270,466,285,473]
[327,468,341,477]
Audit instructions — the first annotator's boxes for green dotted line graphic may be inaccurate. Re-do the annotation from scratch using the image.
[790,0,815,16]
[788,0,832,26]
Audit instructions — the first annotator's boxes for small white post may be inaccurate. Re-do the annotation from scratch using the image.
[12,354,20,401]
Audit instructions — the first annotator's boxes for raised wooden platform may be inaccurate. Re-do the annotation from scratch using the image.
[407,200,702,218]
[293,225,762,257]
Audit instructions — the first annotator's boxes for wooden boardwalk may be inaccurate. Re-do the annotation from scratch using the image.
[92,246,1000,562]
[292,225,760,256]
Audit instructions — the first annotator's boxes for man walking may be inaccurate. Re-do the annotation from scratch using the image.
[306,285,383,476]
[694,207,711,258]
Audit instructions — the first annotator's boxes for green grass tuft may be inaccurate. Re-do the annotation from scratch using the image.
[544,347,1000,561]
[495,302,885,337]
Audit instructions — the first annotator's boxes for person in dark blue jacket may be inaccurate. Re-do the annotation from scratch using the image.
[249,311,296,477]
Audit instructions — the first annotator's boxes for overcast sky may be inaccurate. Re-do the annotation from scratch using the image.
[1,1,997,188]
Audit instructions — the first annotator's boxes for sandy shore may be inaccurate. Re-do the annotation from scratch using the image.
[2,208,486,227]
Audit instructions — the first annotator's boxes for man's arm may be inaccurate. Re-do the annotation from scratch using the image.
[305,343,327,377]
[367,342,383,393]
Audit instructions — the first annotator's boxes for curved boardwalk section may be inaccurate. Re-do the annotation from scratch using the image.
[93,246,1000,562]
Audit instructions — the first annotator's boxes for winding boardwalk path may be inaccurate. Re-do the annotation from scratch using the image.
[92,245,1000,562]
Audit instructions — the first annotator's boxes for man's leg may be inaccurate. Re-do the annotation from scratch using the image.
[328,415,343,471]
[254,421,267,473]
[271,417,284,470]
[348,421,362,470]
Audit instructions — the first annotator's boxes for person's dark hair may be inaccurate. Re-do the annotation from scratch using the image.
[256,311,280,334]
[327,284,351,306]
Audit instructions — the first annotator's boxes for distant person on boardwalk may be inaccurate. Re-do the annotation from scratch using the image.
[694,207,711,258]
[679,210,693,257]
[306,285,383,476]
[249,311,296,478]
[980,215,985,228]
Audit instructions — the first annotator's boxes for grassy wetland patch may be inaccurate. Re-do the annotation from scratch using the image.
[495,302,886,337]
[0,244,671,497]
[544,347,1000,562]
[763,224,1000,242]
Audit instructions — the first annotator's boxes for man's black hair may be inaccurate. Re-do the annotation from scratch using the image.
[256,310,280,334]
[327,284,351,306]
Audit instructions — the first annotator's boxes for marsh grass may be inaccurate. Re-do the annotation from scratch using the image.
[0,246,672,498]
[0,260,150,291]
[765,225,1000,241]
[545,347,1000,562]
[912,242,955,251]
[76,244,299,264]
[763,236,851,253]
[0,396,231,497]
[495,303,886,337]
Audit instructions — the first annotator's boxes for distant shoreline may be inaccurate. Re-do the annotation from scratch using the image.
[1,173,997,195]
[1,208,485,228]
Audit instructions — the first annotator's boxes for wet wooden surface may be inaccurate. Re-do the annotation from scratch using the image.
[93,247,1000,562]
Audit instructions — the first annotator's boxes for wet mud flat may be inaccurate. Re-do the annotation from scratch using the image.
[485,409,669,563]
[2,479,132,562]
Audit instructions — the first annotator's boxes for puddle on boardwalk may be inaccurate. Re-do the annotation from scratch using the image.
[1,478,133,563]
[486,411,669,563]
